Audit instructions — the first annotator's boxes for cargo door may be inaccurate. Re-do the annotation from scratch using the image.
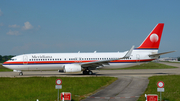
[136,54,140,62]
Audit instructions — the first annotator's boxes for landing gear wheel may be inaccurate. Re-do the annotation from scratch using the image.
[19,72,23,76]
[88,71,93,75]
[83,69,93,75]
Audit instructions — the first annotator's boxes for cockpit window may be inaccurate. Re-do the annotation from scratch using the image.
[10,58,17,61]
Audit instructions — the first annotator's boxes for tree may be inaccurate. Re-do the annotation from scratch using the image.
[0,55,2,62]
[0,55,15,63]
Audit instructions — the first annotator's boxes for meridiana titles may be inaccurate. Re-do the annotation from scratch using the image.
[32,55,52,58]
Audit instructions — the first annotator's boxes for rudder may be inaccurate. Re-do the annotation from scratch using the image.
[137,23,164,49]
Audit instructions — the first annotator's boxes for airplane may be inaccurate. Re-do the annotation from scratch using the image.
[3,23,175,76]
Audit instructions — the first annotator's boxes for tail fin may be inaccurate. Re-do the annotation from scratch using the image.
[137,23,164,49]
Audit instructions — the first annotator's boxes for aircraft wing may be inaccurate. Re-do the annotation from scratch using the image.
[81,46,134,68]
[149,51,175,57]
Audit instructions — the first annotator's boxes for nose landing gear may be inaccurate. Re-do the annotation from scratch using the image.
[19,72,23,76]
[13,70,23,76]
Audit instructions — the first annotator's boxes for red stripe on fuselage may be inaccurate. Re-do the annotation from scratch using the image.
[3,59,154,65]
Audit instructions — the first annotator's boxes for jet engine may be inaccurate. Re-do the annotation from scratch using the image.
[63,64,82,73]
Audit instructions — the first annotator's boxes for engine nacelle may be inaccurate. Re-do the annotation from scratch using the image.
[63,64,82,73]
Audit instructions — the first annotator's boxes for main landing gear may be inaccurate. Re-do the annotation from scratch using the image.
[83,69,93,75]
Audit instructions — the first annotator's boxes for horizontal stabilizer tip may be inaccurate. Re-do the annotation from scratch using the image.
[149,51,175,57]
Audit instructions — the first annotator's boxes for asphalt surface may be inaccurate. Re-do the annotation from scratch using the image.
[82,62,180,101]
[81,76,148,101]
[1,62,180,101]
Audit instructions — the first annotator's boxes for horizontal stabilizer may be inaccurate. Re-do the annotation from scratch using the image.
[149,51,175,57]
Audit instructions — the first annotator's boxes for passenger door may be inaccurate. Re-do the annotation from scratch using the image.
[23,55,28,65]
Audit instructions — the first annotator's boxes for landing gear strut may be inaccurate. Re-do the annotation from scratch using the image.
[83,69,93,75]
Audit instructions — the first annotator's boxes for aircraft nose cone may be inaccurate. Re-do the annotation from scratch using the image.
[2,63,6,67]
[2,61,9,68]
[2,61,7,65]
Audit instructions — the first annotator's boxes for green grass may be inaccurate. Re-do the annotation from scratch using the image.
[138,75,180,101]
[102,62,177,70]
[0,64,12,72]
[0,77,117,101]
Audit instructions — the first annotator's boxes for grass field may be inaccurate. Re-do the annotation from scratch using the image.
[0,77,117,101]
[138,75,180,101]
[102,62,177,70]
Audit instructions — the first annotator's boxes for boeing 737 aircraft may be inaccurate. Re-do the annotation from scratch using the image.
[3,23,174,75]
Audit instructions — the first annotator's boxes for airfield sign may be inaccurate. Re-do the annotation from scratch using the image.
[56,79,62,101]
[55,85,62,89]
[145,94,158,101]
[56,79,62,85]
[157,81,164,88]
[61,92,71,101]
[157,81,164,101]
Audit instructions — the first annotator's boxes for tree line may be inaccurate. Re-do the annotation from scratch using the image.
[0,55,15,63]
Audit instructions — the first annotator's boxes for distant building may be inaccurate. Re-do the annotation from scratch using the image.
[159,57,178,61]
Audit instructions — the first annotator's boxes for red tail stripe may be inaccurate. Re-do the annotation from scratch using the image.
[137,23,164,49]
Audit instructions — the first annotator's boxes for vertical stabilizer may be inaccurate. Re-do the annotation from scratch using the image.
[137,23,164,49]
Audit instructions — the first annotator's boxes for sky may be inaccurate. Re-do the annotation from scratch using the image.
[0,0,179,57]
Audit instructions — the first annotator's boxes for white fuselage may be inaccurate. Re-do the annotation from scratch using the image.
[3,49,157,71]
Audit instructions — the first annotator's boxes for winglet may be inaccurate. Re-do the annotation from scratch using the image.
[123,45,134,58]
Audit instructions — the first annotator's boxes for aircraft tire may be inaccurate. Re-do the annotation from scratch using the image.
[19,72,23,76]
[88,71,93,75]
